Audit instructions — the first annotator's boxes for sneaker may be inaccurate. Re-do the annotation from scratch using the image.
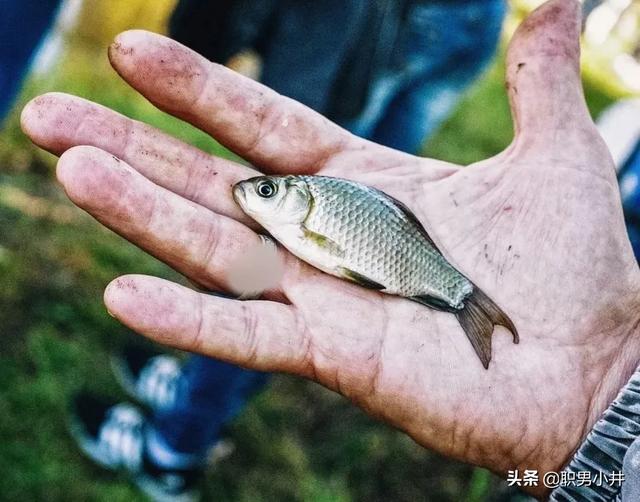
[111,345,182,412]
[111,346,237,465]
[70,393,201,502]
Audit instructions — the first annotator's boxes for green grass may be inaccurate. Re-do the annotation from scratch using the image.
[0,50,615,501]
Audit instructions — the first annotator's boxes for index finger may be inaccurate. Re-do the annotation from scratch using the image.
[108,30,360,174]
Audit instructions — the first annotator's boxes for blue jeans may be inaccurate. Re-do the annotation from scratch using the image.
[259,0,368,114]
[0,0,61,121]
[151,0,505,464]
[149,356,269,466]
[344,0,506,153]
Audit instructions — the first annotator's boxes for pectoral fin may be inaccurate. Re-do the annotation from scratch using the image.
[338,267,385,290]
[302,226,344,257]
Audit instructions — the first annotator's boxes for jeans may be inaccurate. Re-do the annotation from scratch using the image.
[150,0,505,464]
[0,0,62,121]
[148,356,269,467]
[344,0,506,153]
[259,0,368,114]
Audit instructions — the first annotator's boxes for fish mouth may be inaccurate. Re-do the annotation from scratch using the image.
[232,182,247,207]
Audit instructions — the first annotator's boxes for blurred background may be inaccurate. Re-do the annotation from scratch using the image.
[0,0,639,500]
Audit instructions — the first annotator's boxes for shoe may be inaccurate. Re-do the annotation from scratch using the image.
[111,344,182,412]
[111,345,237,465]
[70,393,201,502]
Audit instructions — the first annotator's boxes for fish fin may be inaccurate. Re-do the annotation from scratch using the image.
[302,226,344,257]
[377,191,442,254]
[410,294,459,313]
[339,267,385,290]
[455,286,519,370]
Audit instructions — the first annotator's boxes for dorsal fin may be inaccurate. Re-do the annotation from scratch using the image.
[374,189,442,254]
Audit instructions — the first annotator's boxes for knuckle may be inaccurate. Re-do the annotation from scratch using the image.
[190,293,207,353]
[240,303,261,365]
[243,97,279,158]
[197,216,221,276]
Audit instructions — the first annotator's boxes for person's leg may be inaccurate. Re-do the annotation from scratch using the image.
[370,77,468,154]
[0,0,62,120]
[70,392,203,501]
[71,351,269,500]
[370,0,506,154]
[341,71,407,141]
[146,355,270,468]
[260,0,367,114]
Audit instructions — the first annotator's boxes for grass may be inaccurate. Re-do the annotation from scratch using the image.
[0,45,615,501]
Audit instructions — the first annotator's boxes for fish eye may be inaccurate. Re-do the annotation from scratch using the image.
[256,180,277,198]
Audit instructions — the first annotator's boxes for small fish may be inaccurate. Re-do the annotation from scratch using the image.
[233,175,518,368]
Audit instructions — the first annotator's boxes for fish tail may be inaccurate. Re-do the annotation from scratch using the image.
[455,286,519,370]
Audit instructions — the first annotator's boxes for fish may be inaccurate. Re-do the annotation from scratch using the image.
[232,175,519,368]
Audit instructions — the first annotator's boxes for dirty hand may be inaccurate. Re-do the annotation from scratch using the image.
[21,0,640,497]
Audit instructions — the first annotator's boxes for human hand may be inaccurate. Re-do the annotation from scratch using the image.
[21,0,640,497]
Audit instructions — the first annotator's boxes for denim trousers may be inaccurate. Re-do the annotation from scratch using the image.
[343,0,506,153]
[149,355,269,465]
[151,0,505,464]
[0,0,62,121]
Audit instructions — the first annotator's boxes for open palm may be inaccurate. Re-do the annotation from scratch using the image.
[22,1,640,496]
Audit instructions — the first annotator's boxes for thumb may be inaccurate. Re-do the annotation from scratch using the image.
[505,0,592,152]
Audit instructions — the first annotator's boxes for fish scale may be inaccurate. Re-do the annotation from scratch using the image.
[300,176,470,306]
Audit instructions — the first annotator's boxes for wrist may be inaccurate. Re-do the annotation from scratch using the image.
[548,364,640,501]
[521,322,640,499]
